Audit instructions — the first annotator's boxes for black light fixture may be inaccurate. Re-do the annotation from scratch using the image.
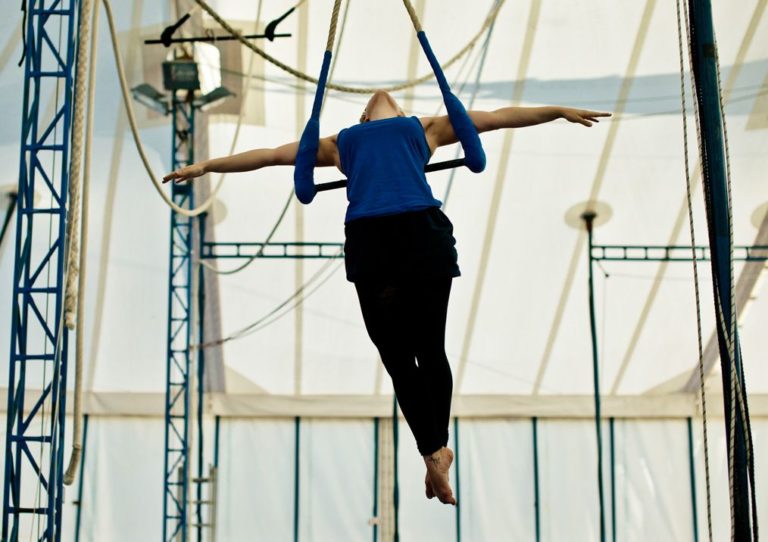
[162,58,201,91]
[131,83,170,115]
[194,86,235,111]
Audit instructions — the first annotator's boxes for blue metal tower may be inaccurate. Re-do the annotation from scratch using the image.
[3,0,79,540]
[163,93,196,542]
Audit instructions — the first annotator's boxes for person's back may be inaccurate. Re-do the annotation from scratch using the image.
[338,116,441,223]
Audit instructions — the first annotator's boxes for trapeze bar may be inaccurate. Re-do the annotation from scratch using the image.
[201,241,345,259]
[315,158,466,193]
[144,33,292,46]
[591,244,768,262]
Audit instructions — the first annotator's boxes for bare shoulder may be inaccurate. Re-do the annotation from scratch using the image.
[318,133,341,169]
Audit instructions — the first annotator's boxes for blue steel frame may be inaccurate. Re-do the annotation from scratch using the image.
[163,93,196,542]
[3,1,79,540]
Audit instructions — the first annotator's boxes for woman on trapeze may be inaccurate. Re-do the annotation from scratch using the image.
[164,90,609,505]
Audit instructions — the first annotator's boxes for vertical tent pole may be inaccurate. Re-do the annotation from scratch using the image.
[687,1,755,538]
[687,417,700,542]
[453,417,461,542]
[609,417,616,542]
[294,416,301,542]
[372,417,379,542]
[392,397,400,542]
[532,417,541,542]
[584,211,606,542]
[74,414,90,542]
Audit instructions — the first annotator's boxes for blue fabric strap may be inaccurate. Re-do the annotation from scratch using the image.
[417,31,486,173]
[294,50,333,204]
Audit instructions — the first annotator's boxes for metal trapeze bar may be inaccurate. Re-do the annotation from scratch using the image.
[315,158,466,193]
[144,33,292,46]
[590,244,768,262]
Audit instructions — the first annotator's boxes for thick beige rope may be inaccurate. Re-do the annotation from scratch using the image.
[193,0,505,94]
[64,0,98,486]
[64,0,93,330]
[326,0,342,52]
[402,0,423,33]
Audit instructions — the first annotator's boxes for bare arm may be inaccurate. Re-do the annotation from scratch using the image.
[162,134,339,184]
[421,106,611,152]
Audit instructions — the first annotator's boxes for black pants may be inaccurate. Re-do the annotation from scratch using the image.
[355,277,453,456]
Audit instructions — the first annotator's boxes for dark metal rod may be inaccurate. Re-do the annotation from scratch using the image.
[73,415,89,542]
[316,159,467,193]
[532,417,540,542]
[0,193,17,247]
[584,212,606,542]
[392,397,400,542]
[372,417,379,542]
[454,417,461,542]
[687,417,700,542]
[609,417,616,542]
[293,417,300,542]
[195,260,206,542]
[144,33,291,45]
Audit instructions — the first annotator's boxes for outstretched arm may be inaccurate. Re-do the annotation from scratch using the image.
[421,106,611,152]
[162,134,339,184]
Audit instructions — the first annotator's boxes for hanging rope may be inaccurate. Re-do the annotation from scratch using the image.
[675,0,712,538]
[193,0,506,95]
[193,249,343,350]
[400,0,485,173]
[102,0,225,218]
[63,0,93,330]
[200,0,353,276]
[64,0,99,487]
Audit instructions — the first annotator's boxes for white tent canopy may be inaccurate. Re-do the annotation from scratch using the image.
[0,0,766,540]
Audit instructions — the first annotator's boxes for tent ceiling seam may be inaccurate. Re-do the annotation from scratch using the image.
[532,0,657,394]
[455,0,542,393]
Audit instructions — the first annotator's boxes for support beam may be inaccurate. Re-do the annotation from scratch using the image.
[3,1,79,539]
[163,94,195,542]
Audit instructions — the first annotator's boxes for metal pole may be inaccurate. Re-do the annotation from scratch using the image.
[293,417,300,542]
[687,1,754,537]
[372,418,379,542]
[453,418,461,542]
[687,417,700,542]
[392,397,400,542]
[195,249,205,542]
[532,417,541,542]
[609,417,616,542]
[583,211,606,542]
[74,414,90,542]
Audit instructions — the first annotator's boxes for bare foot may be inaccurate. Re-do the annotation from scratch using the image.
[425,472,435,499]
[423,447,456,505]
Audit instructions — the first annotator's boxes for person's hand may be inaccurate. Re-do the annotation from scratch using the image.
[561,108,611,127]
[163,163,206,184]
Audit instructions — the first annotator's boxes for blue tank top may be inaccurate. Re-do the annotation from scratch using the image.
[337,116,442,223]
